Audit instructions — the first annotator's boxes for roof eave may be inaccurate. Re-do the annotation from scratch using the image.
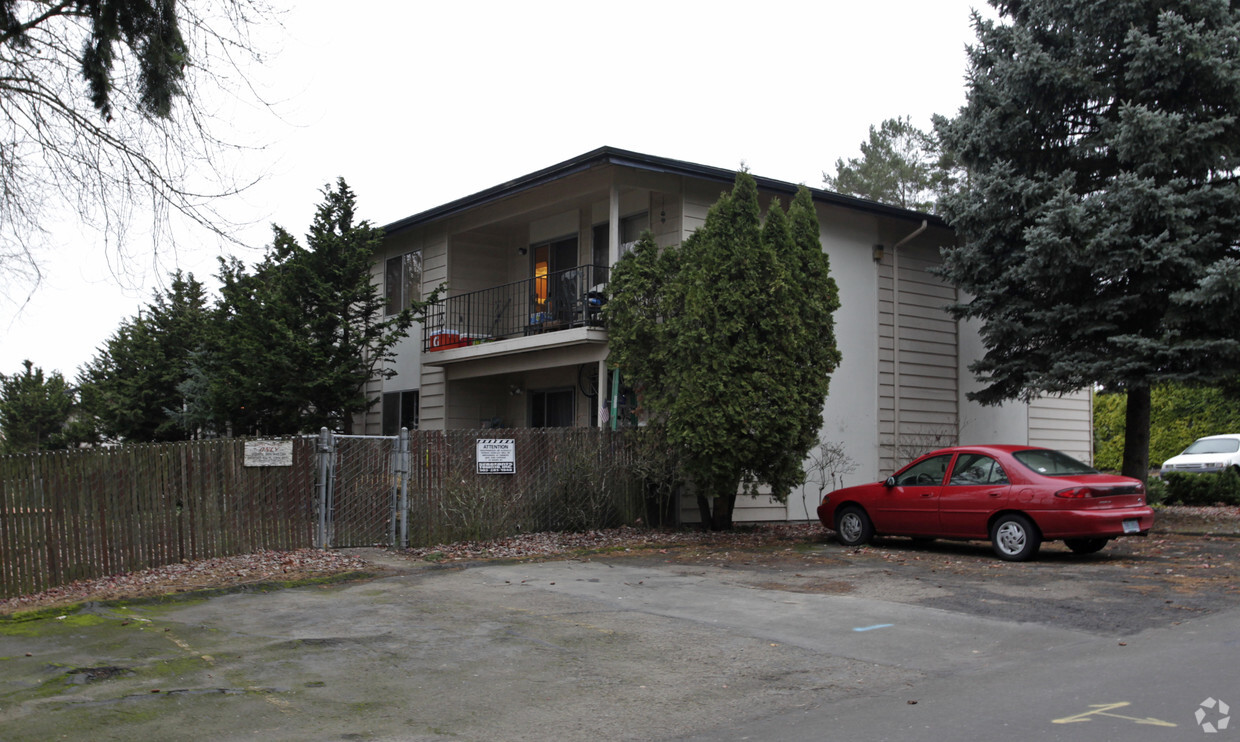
[381,146,948,236]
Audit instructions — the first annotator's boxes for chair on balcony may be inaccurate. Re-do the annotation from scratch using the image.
[552,269,581,326]
[490,296,511,339]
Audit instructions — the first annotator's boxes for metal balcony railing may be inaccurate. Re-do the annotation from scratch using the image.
[423,264,608,352]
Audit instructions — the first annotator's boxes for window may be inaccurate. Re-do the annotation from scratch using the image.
[948,454,1009,485]
[620,211,648,256]
[590,212,649,265]
[385,251,422,316]
[893,454,952,486]
[530,237,577,307]
[1012,449,1097,476]
[1183,438,1240,454]
[382,390,419,435]
[591,223,608,269]
[530,388,574,428]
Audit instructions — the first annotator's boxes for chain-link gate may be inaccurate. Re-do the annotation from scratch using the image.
[314,428,410,549]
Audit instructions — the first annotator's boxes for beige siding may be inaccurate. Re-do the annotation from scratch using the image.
[419,367,447,431]
[679,493,790,524]
[682,180,721,237]
[1028,391,1093,463]
[415,233,450,430]
[362,373,383,434]
[446,376,511,429]
[878,242,959,472]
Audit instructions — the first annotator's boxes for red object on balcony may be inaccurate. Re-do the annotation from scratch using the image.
[429,331,466,350]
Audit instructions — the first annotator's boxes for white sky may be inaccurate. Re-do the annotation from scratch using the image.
[1,0,986,378]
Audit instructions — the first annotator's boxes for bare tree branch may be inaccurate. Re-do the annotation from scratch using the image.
[0,0,278,310]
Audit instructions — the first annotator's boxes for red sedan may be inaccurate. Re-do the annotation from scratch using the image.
[816,445,1154,561]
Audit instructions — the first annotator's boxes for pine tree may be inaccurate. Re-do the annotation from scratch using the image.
[935,0,1240,479]
[824,116,945,213]
[77,272,212,442]
[211,179,436,435]
[0,360,74,452]
[606,173,841,529]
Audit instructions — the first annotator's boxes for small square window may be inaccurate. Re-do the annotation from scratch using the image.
[382,391,419,435]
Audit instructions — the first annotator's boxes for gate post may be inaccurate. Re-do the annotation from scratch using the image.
[396,428,411,550]
[315,427,334,549]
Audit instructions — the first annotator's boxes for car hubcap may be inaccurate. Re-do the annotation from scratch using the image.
[997,522,1026,555]
[840,514,861,541]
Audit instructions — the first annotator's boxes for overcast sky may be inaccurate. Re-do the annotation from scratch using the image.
[1,0,987,378]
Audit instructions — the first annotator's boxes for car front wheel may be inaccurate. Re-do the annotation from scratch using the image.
[835,506,874,547]
[990,513,1041,561]
[1064,538,1109,555]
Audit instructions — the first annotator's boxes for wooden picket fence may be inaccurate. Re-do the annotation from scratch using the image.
[0,438,318,600]
[0,429,648,601]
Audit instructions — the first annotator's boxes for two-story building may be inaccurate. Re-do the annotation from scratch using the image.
[365,147,1092,522]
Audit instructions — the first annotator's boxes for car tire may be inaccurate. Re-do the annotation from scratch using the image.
[990,513,1041,561]
[835,506,874,547]
[1064,538,1109,555]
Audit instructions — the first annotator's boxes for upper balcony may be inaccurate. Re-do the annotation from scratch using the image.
[421,264,609,364]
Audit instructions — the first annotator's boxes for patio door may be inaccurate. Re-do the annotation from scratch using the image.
[531,236,578,324]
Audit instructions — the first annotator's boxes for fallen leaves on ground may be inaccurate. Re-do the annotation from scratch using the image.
[3,506,1236,616]
[404,523,823,562]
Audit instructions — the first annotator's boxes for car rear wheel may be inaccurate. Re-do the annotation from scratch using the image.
[990,513,1041,561]
[835,506,874,547]
[1064,538,1109,555]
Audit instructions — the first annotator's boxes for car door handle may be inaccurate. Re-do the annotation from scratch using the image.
[921,493,934,497]
[987,492,1002,497]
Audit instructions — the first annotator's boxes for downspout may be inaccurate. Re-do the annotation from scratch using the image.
[890,220,928,460]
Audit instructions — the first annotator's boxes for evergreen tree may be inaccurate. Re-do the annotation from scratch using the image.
[606,173,841,529]
[77,271,212,442]
[935,0,1240,480]
[0,360,74,452]
[212,179,436,435]
[824,116,945,213]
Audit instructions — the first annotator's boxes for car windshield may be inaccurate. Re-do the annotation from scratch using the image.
[1012,449,1098,476]
[1182,438,1240,455]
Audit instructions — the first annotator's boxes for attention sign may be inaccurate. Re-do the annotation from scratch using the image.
[244,440,294,467]
[476,438,516,474]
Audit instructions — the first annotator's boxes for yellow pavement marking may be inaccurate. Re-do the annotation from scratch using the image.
[1053,702,1177,727]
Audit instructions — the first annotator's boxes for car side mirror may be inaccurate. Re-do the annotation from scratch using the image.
[884,476,896,488]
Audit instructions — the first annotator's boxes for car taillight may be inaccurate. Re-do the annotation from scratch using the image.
[1055,486,1095,498]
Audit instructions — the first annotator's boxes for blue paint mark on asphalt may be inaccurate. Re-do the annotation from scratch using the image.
[853,623,894,632]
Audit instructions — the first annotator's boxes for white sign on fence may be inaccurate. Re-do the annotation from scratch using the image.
[476,438,516,474]
[244,440,294,467]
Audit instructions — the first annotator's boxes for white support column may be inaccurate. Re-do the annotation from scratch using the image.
[597,358,608,429]
[609,183,621,266]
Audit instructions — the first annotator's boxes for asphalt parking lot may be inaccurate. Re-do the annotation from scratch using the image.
[1,515,1237,741]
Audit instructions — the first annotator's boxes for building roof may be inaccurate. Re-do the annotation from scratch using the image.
[381,146,948,236]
